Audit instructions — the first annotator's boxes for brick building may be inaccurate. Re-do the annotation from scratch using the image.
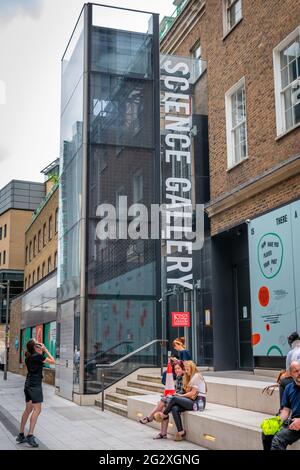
[161,0,300,370]
[0,180,45,366]
[9,161,59,384]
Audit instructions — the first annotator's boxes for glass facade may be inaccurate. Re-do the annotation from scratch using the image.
[57,4,160,398]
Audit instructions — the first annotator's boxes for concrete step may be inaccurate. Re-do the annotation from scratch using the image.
[127,379,164,394]
[116,386,148,397]
[134,373,278,415]
[137,374,161,384]
[126,394,300,450]
[203,375,279,415]
[95,399,128,417]
[105,392,128,406]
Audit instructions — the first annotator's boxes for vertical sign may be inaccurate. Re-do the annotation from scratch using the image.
[160,56,193,290]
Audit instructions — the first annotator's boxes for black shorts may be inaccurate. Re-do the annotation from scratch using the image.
[24,384,43,404]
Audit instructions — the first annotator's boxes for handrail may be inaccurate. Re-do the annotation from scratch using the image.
[96,339,167,369]
[96,339,168,411]
[86,340,133,366]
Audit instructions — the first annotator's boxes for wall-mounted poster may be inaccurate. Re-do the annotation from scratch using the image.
[21,328,31,363]
[36,324,43,344]
[248,202,298,357]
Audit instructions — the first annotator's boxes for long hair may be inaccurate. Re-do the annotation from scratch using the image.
[183,360,207,393]
[172,337,186,349]
[172,360,185,373]
[25,339,36,359]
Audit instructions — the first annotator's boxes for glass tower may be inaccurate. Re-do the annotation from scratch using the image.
[57,4,160,399]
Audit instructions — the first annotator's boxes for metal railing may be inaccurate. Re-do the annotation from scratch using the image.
[96,339,167,411]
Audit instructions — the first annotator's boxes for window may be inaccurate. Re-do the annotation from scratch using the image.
[33,236,36,257]
[43,223,47,247]
[274,27,300,136]
[25,246,28,264]
[4,224,7,238]
[37,266,40,281]
[42,262,46,278]
[0,227,2,240]
[29,241,32,261]
[133,171,143,203]
[54,251,58,269]
[0,252,1,265]
[48,216,53,241]
[225,77,248,168]
[48,256,52,273]
[38,230,41,252]
[55,208,58,234]
[32,271,35,285]
[3,250,6,264]
[190,40,203,77]
[28,274,31,287]
[223,0,242,35]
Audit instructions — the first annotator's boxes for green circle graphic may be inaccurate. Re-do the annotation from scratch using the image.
[257,232,283,279]
[267,345,283,357]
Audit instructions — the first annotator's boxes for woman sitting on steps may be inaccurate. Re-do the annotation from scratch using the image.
[155,360,207,441]
[139,360,185,439]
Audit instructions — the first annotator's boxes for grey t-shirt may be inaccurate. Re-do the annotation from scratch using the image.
[286,340,300,370]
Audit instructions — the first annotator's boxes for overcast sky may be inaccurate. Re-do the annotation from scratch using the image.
[0,0,175,188]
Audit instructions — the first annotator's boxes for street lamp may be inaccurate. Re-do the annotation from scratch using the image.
[0,280,10,381]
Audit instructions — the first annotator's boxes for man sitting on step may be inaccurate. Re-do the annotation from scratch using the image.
[271,361,300,450]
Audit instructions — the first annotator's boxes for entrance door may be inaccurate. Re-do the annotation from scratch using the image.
[233,260,253,369]
[56,300,74,400]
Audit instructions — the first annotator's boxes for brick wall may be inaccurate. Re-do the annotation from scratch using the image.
[162,0,300,235]
[8,296,23,375]
[24,188,58,290]
[205,0,300,232]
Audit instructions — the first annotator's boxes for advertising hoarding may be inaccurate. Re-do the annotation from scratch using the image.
[248,201,299,357]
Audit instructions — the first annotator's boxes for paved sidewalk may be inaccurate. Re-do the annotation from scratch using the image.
[0,372,205,451]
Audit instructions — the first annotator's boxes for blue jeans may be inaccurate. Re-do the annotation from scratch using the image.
[271,425,300,450]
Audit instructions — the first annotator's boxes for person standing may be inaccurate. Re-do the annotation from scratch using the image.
[172,337,192,361]
[271,361,300,450]
[286,332,300,371]
[16,339,55,447]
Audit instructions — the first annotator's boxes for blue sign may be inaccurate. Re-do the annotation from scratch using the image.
[15,336,19,351]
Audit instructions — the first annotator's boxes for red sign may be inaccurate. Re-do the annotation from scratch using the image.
[171,312,190,327]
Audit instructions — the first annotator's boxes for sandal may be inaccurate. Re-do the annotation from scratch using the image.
[174,430,186,441]
[139,416,152,424]
[153,433,167,439]
[154,412,168,423]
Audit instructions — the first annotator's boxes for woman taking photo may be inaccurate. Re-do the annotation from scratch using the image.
[16,339,55,447]
[139,360,185,439]
[155,360,207,441]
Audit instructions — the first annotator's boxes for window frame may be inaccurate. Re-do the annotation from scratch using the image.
[43,223,47,247]
[48,216,53,241]
[55,208,59,234]
[48,256,52,273]
[223,0,243,37]
[273,26,300,137]
[225,76,248,169]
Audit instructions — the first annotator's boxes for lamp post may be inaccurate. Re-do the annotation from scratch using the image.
[0,280,10,381]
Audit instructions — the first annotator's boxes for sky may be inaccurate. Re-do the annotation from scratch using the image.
[0,0,175,188]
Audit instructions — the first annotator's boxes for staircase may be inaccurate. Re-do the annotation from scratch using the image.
[94,368,300,450]
[95,372,164,417]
